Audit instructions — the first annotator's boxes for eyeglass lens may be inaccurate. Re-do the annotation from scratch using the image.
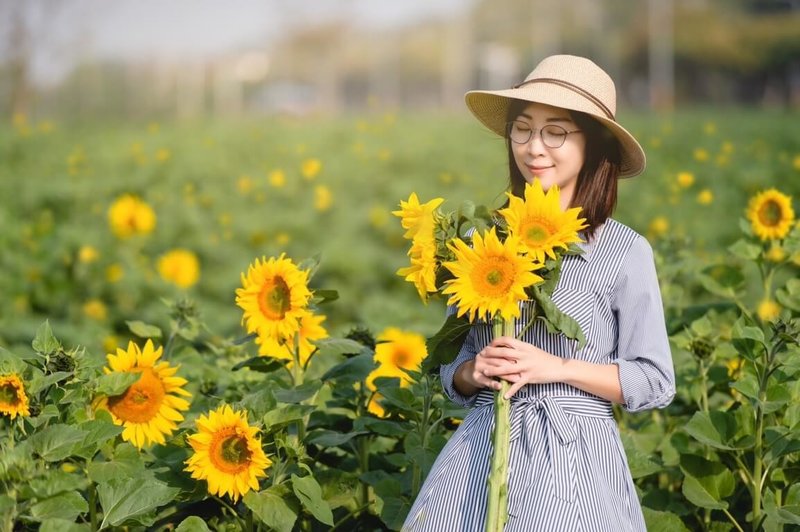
[508,121,570,148]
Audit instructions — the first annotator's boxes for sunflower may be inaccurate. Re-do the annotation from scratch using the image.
[392,193,444,241]
[746,189,795,241]
[757,298,781,322]
[107,194,157,238]
[184,405,271,502]
[236,254,312,341]
[256,311,329,366]
[0,374,31,419]
[157,248,201,288]
[498,180,587,264]
[95,340,191,449]
[442,228,543,322]
[396,238,438,302]
[365,328,428,418]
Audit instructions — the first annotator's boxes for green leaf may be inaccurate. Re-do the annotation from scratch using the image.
[97,477,179,528]
[642,508,690,532]
[689,315,713,337]
[262,404,316,431]
[684,411,741,450]
[93,372,141,396]
[681,474,728,510]
[320,352,374,382]
[30,424,87,462]
[423,313,472,371]
[125,320,162,339]
[353,417,408,437]
[307,430,368,447]
[680,455,735,500]
[730,373,759,401]
[698,264,744,298]
[776,279,800,311]
[273,380,323,403]
[291,474,334,526]
[231,355,284,372]
[175,516,212,532]
[244,485,298,532]
[531,286,586,350]
[27,371,72,395]
[32,320,61,355]
[39,519,90,532]
[87,444,146,484]
[31,490,88,521]
[728,239,762,261]
[314,337,365,357]
[73,413,125,458]
[765,505,800,525]
[764,383,792,414]
[311,289,339,305]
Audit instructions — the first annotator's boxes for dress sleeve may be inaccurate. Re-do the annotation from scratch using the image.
[439,306,482,408]
[611,236,675,412]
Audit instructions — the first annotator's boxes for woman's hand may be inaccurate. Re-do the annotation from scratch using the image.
[480,336,566,399]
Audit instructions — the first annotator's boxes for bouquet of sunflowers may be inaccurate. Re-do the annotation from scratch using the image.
[394,180,587,530]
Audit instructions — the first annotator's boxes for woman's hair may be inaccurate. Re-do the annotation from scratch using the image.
[504,99,622,239]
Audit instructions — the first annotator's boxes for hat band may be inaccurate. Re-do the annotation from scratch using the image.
[512,78,615,120]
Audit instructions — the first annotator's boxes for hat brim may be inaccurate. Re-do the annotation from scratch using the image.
[465,87,646,178]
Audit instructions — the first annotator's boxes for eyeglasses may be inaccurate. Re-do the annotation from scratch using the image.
[506,121,582,148]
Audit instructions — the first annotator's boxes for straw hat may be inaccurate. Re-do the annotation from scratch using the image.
[465,54,646,178]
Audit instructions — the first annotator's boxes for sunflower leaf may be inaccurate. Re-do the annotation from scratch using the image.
[244,486,298,532]
[32,320,61,356]
[126,321,162,339]
[291,473,334,526]
[97,477,179,528]
[93,372,141,396]
[29,424,87,462]
[423,313,472,372]
[231,356,283,373]
[175,516,212,532]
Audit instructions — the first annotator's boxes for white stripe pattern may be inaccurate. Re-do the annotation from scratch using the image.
[403,219,675,531]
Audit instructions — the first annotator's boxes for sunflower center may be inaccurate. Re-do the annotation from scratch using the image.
[210,429,252,474]
[473,256,515,297]
[0,384,20,405]
[107,368,166,423]
[758,200,783,228]
[391,349,411,368]
[521,219,554,244]
[258,277,291,320]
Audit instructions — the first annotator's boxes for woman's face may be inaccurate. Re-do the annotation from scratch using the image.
[510,102,586,208]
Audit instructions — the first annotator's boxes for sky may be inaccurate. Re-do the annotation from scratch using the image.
[7,0,472,86]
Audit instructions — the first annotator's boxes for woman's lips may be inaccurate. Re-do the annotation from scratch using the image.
[527,165,553,175]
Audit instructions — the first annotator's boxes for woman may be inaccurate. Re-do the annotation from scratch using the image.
[403,55,675,531]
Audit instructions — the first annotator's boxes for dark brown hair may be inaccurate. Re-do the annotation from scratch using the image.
[504,99,622,239]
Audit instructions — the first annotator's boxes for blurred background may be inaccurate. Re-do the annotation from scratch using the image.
[1,0,799,355]
[3,0,799,121]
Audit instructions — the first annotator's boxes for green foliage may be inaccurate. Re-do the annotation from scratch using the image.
[0,110,799,530]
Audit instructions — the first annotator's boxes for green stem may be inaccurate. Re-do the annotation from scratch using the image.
[290,342,306,442]
[752,394,765,524]
[722,508,745,532]
[699,359,709,414]
[485,316,514,532]
[88,481,98,532]
[412,375,433,497]
[357,436,370,508]
[246,508,254,532]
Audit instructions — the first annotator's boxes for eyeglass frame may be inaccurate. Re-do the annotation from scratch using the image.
[505,120,582,149]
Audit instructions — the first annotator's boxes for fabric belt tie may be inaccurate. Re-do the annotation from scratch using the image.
[475,392,613,504]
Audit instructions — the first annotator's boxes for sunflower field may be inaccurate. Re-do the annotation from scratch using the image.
[1,107,799,531]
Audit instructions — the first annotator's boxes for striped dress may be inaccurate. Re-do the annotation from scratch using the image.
[403,219,676,532]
